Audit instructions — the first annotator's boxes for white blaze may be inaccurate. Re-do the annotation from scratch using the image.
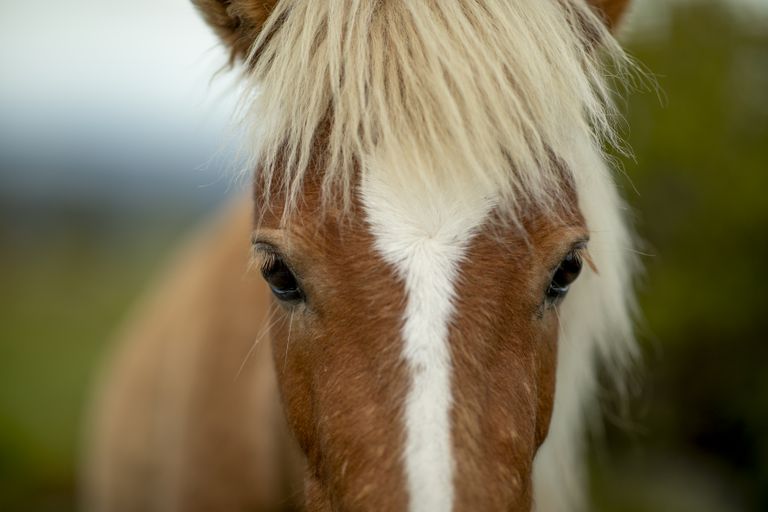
[361,170,495,512]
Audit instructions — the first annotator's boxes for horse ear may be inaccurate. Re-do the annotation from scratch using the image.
[587,0,632,31]
[192,0,279,63]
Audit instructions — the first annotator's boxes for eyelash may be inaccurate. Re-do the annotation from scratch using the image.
[258,250,279,274]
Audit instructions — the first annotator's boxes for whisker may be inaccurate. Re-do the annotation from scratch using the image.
[553,304,563,331]
[283,311,295,371]
[234,307,280,381]
[245,252,260,275]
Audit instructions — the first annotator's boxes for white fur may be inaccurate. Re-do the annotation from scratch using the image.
[361,164,496,512]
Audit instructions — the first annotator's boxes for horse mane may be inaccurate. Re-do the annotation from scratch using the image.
[238,0,629,220]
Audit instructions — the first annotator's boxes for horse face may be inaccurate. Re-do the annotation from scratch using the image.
[193,1,633,510]
[253,173,587,511]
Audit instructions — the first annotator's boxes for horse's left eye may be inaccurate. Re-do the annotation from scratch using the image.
[261,256,304,303]
[545,250,583,304]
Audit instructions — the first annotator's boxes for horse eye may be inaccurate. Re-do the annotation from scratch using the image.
[261,256,304,303]
[545,250,583,304]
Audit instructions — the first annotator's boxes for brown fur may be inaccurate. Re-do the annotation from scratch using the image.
[449,213,587,511]
[589,0,632,28]
[191,0,279,63]
[250,173,411,510]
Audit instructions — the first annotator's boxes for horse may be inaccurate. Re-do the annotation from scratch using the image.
[83,1,638,511]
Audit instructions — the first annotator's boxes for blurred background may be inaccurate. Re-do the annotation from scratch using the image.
[1,0,766,510]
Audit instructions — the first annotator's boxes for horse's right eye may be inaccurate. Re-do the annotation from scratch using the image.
[261,256,304,303]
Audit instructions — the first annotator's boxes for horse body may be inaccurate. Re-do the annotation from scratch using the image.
[85,1,638,511]
[84,201,303,511]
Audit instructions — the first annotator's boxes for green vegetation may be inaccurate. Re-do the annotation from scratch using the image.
[0,213,199,511]
[593,2,768,511]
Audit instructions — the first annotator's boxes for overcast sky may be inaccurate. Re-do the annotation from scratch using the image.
[0,0,235,122]
[0,0,765,200]
[0,0,244,205]
[2,0,764,131]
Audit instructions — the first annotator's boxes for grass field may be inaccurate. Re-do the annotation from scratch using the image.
[0,209,205,511]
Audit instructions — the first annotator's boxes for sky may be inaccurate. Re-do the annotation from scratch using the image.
[0,0,765,204]
[1,0,766,128]
[0,0,234,124]
[0,0,249,211]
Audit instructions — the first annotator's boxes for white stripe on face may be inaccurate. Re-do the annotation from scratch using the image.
[361,171,495,512]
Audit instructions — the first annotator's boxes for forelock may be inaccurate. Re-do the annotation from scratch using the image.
[236,0,632,223]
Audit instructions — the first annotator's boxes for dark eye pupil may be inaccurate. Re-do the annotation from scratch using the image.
[546,251,583,303]
[262,258,303,302]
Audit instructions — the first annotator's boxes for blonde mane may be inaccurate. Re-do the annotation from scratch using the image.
[240,0,629,218]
